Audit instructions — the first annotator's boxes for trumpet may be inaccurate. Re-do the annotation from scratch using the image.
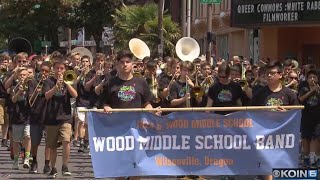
[151,74,161,104]
[29,74,46,107]
[191,70,205,98]
[63,70,78,85]
[0,68,7,75]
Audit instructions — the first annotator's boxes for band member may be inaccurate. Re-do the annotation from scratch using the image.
[298,70,320,168]
[74,55,92,153]
[206,62,242,115]
[197,62,215,107]
[158,58,180,105]
[43,56,78,178]
[0,54,10,147]
[10,67,31,169]
[102,50,159,180]
[144,60,161,107]
[285,70,299,94]
[169,61,195,108]
[28,62,51,173]
[251,61,299,180]
[252,67,267,97]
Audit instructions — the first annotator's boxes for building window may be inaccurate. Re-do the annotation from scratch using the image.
[218,34,228,60]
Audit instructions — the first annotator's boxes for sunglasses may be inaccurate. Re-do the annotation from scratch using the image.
[219,75,228,78]
[267,72,279,76]
[289,77,298,80]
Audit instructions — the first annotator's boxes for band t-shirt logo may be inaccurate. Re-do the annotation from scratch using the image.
[178,86,187,98]
[266,97,284,106]
[103,76,152,108]
[54,86,66,97]
[217,89,232,102]
[118,85,136,102]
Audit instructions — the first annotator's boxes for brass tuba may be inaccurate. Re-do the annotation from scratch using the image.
[63,70,78,85]
[129,38,150,60]
[175,37,200,62]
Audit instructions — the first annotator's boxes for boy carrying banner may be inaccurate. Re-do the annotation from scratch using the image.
[102,50,160,180]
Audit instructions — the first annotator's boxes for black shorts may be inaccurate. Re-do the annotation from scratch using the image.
[300,112,320,139]
[30,124,43,146]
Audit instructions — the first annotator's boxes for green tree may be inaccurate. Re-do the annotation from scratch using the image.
[113,3,181,57]
[0,0,121,53]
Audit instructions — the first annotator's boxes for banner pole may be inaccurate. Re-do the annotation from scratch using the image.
[79,106,304,112]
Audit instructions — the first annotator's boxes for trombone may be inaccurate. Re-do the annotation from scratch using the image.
[151,74,161,104]
[29,74,46,107]
[12,76,32,96]
[185,75,191,107]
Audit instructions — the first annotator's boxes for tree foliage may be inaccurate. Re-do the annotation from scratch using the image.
[113,3,181,57]
[0,0,121,52]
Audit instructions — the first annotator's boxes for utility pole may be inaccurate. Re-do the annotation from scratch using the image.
[186,0,191,37]
[181,0,186,37]
[158,0,164,58]
[68,28,72,53]
[206,4,213,64]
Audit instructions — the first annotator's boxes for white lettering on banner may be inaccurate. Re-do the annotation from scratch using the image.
[138,135,191,150]
[93,136,135,152]
[286,2,304,11]
[255,134,295,149]
[92,134,295,152]
[195,135,252,150]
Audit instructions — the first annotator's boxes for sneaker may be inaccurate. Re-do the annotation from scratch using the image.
[72,139,80,147]
[83,145,90,153]
[49,167,57,178]
[43,164,51,174]
[78,144,84,153]
[62,165,72,176]
[303,158,310,168]
[1,139,8,147]
[12,160,19,170]
[23,158,30,169]
[29,161,38,173]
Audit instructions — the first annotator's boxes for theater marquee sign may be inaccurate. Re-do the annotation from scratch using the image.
[231,0,320,27]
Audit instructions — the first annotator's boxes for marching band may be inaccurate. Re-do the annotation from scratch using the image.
[0,37,319,180]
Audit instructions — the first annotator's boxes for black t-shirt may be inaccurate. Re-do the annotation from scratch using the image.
[103,76,153,108]
[10,83,30,125]
[252,84,265,97]
[42,76,73,125]
[207,81,242,115]
[79,70,110,108]
[28,79,46,124]
[251,86,299,106]
[298,84,320,112]
[169,80,198,108]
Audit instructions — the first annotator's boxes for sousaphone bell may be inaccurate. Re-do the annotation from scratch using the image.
[175,37,200,62]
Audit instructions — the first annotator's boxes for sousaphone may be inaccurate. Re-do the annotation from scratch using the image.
[175,37,200,62]
[129,38,150,60]
[71,47,94,64]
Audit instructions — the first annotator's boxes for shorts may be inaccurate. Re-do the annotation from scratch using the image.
[30,124,43,146]
[46,123,72,148]
[0,99,8,125]
[12,124,30,142]
[76,107,88,123]
[301,112,320,139]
